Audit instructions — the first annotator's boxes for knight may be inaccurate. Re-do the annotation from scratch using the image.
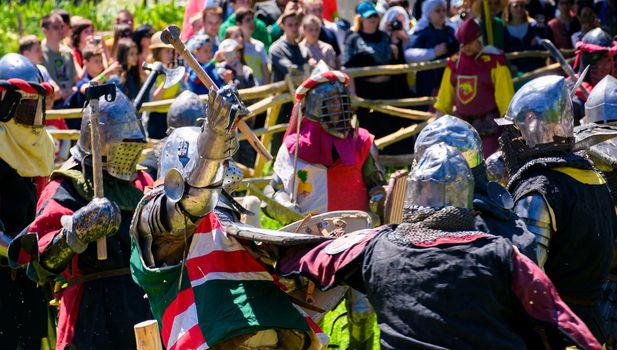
[496,74,617,342]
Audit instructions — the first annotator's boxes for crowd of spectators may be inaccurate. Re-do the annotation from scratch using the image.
[17,0,615,155]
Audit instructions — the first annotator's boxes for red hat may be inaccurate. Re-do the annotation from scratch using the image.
[456,18,482,46]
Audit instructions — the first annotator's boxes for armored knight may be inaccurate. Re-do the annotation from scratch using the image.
[413,115,536,260]
[263,70,385,349]
[264,70,386,225]
[8,87,154,349]
[496,75,617,342]
[277,143,601,349]
[130,85,323,350]
[0,53,55,349]
[576,75,617,348]
[571,28,617,121]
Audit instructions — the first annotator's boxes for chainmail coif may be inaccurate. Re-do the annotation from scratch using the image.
[388,206,489,246]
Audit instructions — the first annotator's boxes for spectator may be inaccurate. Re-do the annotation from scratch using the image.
[547,0,581,49]
[110,23,133,61]
[40,13,76,107]
[471,0,507,50]
[300,15,338,68]
[219,0,272,52]
[186,35,222,94]
[434,18,514,156]
[571,1,599,47]
[255,0,289,26]
[216,38,256,89]
[64,45,121,128]
[105,9,135,53]
[344,1,410,154]
[449,0,469,31]
[190,12,204,37]
[70,18,98,79]
[406,0,458,100]
[51,9,72,47]
[595,0,617,37]
[116,9,135,32]
[270,10,310,82]
[147,31,184,139]
[303,0,343,60]
[132,24,156,69]
[201,7,224,47]
[116,38,142,100]
[19,35,62,107]
[268,0,302,42]
[503,0,545,74]
[235,7,271,85]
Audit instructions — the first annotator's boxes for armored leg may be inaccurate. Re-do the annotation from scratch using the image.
[345,288,376,350]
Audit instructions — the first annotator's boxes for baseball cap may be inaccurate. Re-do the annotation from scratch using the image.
[356,1,379,18]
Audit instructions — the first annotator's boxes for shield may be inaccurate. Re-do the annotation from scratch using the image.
[225,224,330,246]
[281,210,373,237]
[281,210,374,322]
[456,75,478,105]
[383,169,409,224]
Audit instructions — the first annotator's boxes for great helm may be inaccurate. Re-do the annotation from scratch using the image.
[159,126,244,194]
[496,75,574,150]
[414,115,483,169]
[295,70,353,139]
[406,143,474,210]
[70,88,147,181]
[167,90,205,130]
[0,53,52,128]
[584,75,617,124]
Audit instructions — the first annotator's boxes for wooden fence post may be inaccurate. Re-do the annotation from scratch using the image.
[134,320,164,350]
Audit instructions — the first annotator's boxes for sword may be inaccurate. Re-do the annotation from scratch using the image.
[541,39,589,98]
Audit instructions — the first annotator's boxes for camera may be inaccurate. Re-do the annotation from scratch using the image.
[93,36,102,45]
[390,19,403,31]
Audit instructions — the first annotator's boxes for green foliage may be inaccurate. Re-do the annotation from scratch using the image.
[0,0,185,56]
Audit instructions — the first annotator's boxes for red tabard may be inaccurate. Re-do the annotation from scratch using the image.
[448,53,505,117]
[327,139,371,212]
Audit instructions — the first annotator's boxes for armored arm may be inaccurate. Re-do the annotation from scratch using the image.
[513,193,553,267]
[39,197,121,273]
[363,144,386,221]
[263,174,302,225]
[137,85,247,266]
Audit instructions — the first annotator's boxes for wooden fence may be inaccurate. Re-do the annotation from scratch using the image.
[46,49,574,176]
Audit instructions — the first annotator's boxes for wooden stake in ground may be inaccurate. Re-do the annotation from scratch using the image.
[134,320,164,350]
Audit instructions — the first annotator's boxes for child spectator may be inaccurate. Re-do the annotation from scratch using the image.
[236,7,270,84]
[300,15,337,68]
[216,38,256,89]
[40,13,76,107]
[116,38,142,100]
[186,34,222,94]
[147,31,184,139]
[269,10,310,82]
[64,45,121,128]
